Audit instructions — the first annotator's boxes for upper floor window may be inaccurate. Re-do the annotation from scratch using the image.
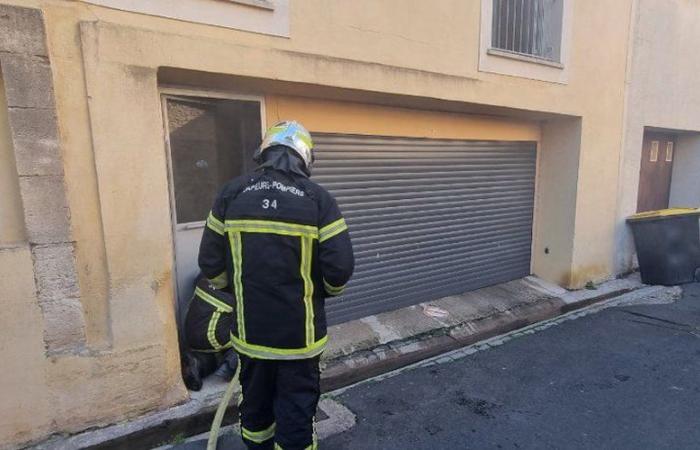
[81,0,288,37]
[491,0,564,63]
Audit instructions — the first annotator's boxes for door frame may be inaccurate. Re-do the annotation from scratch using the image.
[636,130,676,213]
[159,86,266,320]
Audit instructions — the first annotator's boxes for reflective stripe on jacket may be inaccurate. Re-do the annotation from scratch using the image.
[198,168,354,360]
[184,275,234,353]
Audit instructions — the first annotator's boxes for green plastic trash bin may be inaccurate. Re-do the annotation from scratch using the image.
[627,208,700,285]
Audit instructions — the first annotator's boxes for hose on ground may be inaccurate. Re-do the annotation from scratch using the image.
[207,363,240,450]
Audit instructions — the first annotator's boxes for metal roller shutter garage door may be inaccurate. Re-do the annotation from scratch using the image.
[312,134,537,325]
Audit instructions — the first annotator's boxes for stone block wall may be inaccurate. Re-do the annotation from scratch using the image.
[0,4,86,354]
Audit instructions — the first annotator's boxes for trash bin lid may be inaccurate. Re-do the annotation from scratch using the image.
[627,207,700,222]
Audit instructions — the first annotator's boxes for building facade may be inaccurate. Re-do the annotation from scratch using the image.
[0,0,698,447]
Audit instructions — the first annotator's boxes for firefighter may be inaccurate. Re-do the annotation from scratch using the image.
[198,120,354,450]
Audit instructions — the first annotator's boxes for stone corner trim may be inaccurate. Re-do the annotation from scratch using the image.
[0,4,87,354]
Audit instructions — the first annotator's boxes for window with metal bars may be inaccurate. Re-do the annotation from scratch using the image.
[491,0,564,63]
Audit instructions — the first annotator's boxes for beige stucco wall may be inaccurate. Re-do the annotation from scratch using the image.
[532,118,582,286]
[0,0,640,446]
[0,74,53,447]
[616,0,700,273]
[669,135,700,208]
[0,246,53,447]
[0,75,25,245]
[1,45,53,447]
[0,2,186,448]
[267,95,541,141]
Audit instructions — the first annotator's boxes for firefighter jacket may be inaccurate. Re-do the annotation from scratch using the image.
[184,275,234,353]
[198,168,354,360]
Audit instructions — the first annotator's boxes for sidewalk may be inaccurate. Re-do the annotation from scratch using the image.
[32,274,649,449]
[170,282,694,450]
[168,281,692,450]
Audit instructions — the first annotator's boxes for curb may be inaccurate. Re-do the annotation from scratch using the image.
[321,297,562,392]
[330,284,683,394]
[320,288,634,392]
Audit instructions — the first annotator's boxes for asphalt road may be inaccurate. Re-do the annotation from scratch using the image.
[172,283,700,449]
[324,283,700,450]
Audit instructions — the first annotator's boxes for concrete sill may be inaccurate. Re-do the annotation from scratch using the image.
[222,0,275,11]
[487,48,564,69]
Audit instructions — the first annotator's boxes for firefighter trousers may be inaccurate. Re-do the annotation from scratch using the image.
[238,354,320,450]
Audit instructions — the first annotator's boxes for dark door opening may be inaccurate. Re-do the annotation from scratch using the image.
[637,131,675,213]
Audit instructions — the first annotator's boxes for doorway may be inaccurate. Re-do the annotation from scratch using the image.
[637,131,675,213]
[161,90,264,321]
